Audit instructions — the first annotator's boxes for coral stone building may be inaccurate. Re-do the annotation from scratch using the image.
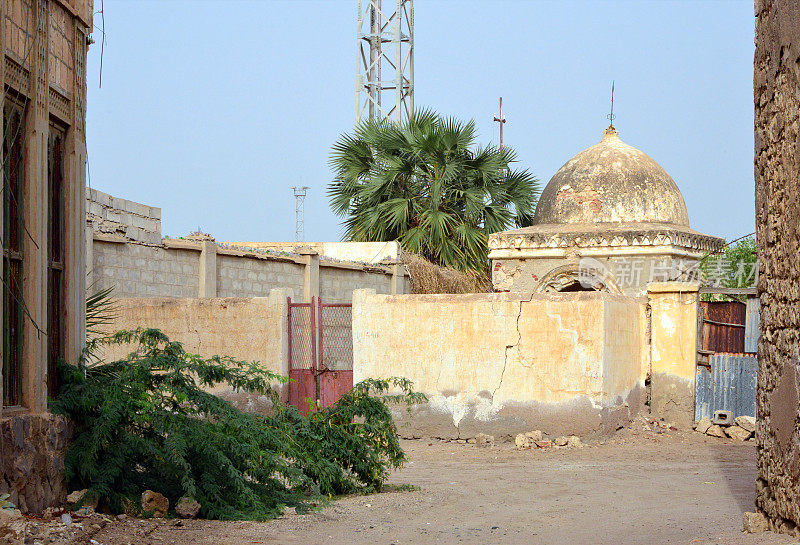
[489,126,725,295]
[1,0,92,513]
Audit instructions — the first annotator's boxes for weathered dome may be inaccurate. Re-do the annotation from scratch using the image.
[533,127,690,227]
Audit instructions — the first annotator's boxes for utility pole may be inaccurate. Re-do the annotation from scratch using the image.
[291,186,309,242]
[493,97,506,150]
[356,0,414,124]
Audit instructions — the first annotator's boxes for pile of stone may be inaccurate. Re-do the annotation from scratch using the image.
[0,488,203,545]
[515,430,583,450]
[695,411,756,441]
[0,503,113,545]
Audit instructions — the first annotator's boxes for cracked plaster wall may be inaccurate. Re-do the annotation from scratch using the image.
[352,290,648,439]
[755,0,800,534]
[647,282,700,428]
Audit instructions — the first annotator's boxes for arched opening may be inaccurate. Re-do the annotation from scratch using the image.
[535,261,623,295]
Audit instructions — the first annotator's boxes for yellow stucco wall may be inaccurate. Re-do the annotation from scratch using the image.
[353,290,648,438]
[99,291,289,409]
[647,282,700,427]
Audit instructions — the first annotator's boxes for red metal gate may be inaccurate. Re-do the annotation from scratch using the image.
[287,297,353,414]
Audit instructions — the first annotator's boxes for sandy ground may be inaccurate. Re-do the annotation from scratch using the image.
[89,428,798,545]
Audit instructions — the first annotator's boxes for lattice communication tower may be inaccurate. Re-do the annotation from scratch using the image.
[356,0,414,124]
[291,186,309,242]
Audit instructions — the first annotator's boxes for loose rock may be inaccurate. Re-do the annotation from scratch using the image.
[525,430,543,442]
[475,433,495,448]
[735,415,756,433]
[696,417,712,434]
[554,436,568,447]
[141,490,169,518]
[175,496,201,519]
[743,511,769,533]
[567,436,583,449]
[725,425,753,441]
[535,440,553,449]
[514,433,530,449]
[706,424,726,438]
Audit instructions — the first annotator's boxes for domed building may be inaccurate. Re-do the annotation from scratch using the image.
[488,126,725,295]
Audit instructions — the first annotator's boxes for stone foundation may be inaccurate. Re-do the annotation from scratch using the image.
[754,0,800,535]
[0,414,71,514]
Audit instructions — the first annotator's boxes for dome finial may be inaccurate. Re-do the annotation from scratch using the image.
[606,80,616,131]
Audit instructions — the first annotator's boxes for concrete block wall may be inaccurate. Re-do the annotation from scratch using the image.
[216,254,305,298]
[85,189,410,303]
[225,241,402,264]
[86,187,162,245]
[320,265,393,303]
[92,241,199,298]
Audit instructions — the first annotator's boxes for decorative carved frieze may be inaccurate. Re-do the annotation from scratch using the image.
[48,85,69,122]
[488,226,725,253]
[4,55,28,94]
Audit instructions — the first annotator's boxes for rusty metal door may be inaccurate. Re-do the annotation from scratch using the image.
[287,297,353,414]
[699,301,747,353]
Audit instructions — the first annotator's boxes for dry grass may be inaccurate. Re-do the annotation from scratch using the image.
[402,253,492,294]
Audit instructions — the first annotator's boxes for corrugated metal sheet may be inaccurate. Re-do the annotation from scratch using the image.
[695,353,757,421]
[700,301,746,353]
[744,298,760,353]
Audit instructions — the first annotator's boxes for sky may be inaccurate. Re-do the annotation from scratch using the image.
[86,0,755,243]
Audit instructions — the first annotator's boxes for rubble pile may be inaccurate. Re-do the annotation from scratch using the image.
[514,430,583,450]
[0,504,113,545]
[694,412,756,441]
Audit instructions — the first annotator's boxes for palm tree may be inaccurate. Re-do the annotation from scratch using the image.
[328,109,539,273]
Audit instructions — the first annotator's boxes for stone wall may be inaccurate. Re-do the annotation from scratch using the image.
[754,0,800,534]
[352,290,649,439]
[0,414,70,513]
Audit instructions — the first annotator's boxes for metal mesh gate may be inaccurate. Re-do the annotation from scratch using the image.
[287,297,353,413]
[289,304,315,370]
[320,304,353,371]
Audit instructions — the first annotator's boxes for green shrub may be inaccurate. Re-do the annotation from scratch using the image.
[51,328,424,520]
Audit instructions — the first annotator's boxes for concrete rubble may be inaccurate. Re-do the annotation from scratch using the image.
[694,416,755,442]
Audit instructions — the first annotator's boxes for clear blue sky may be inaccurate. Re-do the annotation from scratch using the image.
[86,0,754,243]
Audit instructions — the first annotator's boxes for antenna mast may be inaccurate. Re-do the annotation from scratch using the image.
[356,0,414,124]
[291,186,310,242]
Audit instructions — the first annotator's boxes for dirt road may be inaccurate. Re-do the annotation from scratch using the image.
[94,429,795,545]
